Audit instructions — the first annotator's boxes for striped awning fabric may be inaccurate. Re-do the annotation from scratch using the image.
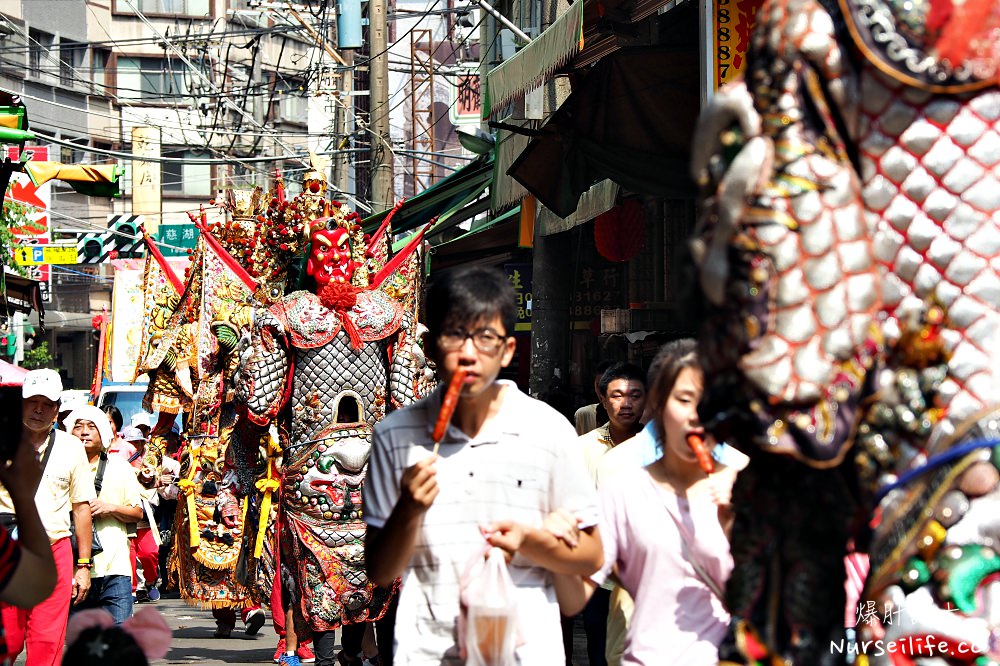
[482,0,584,119]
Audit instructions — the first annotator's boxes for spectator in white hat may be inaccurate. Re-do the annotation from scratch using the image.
[129,413,153,440]
[65,406,143,625]
[119,427,146,470]
[0,369,96,666]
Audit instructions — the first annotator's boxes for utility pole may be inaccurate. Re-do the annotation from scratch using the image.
[369,0,393,210]
[333,52,355,197]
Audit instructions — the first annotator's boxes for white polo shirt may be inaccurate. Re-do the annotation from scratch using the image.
[0,429,95,542]
[365,381,599,666]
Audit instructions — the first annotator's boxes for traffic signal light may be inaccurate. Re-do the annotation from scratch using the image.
[0,105,33,145]
[0,331,13,358]
[108,215,144,259]
[0,106,27,131]
[22,162,122,198]
[77,231,112,264]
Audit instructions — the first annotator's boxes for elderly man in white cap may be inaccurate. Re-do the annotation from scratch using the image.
[64,405,143,625]
[0,369,95,666]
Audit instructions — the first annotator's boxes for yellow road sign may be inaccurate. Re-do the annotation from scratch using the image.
[14,245,78,265]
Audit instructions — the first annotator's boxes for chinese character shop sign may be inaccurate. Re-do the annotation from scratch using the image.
[504,264,532,332]
[713,0,765,89]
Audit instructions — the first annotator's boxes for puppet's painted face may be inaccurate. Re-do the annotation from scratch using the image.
[307,227,356,286]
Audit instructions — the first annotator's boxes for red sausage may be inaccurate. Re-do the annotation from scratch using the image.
[686,432,715,474]
[433,368,468,444]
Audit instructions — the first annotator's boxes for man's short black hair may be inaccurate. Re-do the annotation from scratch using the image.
[102,404,123,431]
[426,266,517,339]
[598,362,646,396]
[593,359,615,381]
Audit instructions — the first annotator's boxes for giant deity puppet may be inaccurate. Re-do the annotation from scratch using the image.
[691,0,1000,663]
[233,172,434,650]
[133,164,326,617]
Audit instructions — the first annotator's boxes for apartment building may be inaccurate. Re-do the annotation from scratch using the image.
[0,0,321,386]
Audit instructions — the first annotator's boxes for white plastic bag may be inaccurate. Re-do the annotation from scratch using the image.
[461,547,519,666]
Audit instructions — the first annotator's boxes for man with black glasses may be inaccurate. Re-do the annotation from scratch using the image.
[365,266,603,665]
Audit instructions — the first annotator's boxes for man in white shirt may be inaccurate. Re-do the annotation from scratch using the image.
[365,266,603,665]
[65,405,143,624]
[0,369,95,666]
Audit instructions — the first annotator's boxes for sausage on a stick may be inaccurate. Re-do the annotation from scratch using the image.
[432,368,468,455]
[686,432,715,475]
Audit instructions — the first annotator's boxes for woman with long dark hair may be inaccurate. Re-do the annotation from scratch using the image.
[553,339,738,664]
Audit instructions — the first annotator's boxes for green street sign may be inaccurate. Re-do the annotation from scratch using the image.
[158,223,200,257]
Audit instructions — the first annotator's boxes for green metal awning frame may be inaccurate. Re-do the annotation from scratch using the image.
[362,154,495,236]
[482,0,584,119]
[433,205,521,249]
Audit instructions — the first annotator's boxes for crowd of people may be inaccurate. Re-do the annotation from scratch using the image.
[0,266,749,666]
[361,267,748,666]
[0,369,173,665]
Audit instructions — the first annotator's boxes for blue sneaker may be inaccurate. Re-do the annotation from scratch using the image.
[278,654,301,666]
[147,586,160,602]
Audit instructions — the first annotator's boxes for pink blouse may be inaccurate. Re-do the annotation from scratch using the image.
[593,466,733,665]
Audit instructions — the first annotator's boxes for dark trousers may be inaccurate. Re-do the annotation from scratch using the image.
[314,624,365,666]
[313,599,397,666]
[582,587,611,666]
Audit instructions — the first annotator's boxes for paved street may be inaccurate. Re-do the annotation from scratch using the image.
[152,594,281,665]
[17,593,591,665]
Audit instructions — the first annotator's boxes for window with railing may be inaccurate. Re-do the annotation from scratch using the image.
[59,40,84,87]
[28,29,53,78]
[92,48,111,94]
[117,57,188,102]
[59,138,89,168]
[114,0,210,16]
[274,78,308,125]
[162,149,213,197]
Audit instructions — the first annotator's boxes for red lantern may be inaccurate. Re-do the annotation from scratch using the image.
[595,200,645,262]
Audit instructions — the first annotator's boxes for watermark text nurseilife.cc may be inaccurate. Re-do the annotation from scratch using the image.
[830,635,985,657]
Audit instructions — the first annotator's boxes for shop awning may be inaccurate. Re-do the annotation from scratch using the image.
[0,360,28,385]
[437,205,522,247]
[482,0,585,119]
[363,154,495,235]
[537,180,619,235]
[572,0,688,69]
[508,46,700,217]
[1,274,44,318]
[491,125,532,211]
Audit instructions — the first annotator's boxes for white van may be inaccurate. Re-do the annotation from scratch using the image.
[96,380,151,429]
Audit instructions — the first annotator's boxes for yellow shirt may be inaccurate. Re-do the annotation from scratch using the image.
[90,455,143,578]
[0,430,95,542]
[578,423,615,487]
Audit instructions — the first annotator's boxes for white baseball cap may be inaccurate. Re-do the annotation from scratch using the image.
[130,412,153,429]
[22,369,63,402]
[121,425,146,442]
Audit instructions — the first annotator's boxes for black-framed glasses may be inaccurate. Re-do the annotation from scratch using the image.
[437,327,508,353]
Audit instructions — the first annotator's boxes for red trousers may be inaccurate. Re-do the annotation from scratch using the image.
[130,528,158,590]
[271,564,284,636]
[2,538,73,666]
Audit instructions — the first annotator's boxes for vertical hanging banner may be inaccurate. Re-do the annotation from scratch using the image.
[109,265,145,382]
[713,0,765,89]
[131,126,162,234]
